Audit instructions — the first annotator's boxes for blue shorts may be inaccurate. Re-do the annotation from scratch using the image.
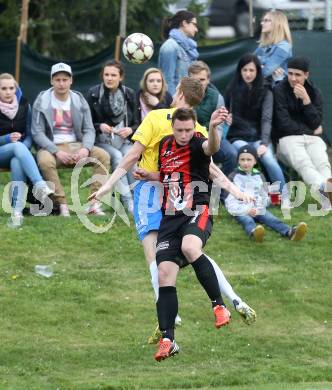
[133,180,163,241]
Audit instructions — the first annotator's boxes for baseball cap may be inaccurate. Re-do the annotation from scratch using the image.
[51,62,72,77]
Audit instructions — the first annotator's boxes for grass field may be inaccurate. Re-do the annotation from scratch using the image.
[0,171,331,389]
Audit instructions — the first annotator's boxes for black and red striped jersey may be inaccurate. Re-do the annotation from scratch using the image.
[158,132,212,212]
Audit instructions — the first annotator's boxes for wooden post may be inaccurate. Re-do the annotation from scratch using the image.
[114,35,122,61]
[114,0,127,60]
[15,37,22,83]
[249,0,254,37]
[15,0,30,83]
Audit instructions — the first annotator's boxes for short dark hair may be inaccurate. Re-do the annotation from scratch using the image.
[100,60,125,79]
[288,56,310,72]
[171,108,197,125]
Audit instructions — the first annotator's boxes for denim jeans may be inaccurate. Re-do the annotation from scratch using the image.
[97,141,134,204]
[235,210,290,237]
[0,142,44,210]
[213,139,238,176]
[232,140,286,190]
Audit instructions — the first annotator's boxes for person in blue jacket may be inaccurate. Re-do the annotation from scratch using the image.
[158,10,199,96]
[254,9,292,87]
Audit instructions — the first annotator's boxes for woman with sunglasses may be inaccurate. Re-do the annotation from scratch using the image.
[254,10,292,86]
[158,10,199,96]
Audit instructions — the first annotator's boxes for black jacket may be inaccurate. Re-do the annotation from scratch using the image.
[0,96,29,137]
[273,78,323,141]
[225,84,273,146]
[86,83,140,141]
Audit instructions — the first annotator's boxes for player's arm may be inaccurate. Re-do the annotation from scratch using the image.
[89,141,145,200]
[202,108,228,156]
[209,162,254,203]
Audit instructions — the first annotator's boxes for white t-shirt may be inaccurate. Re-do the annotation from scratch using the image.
[51,92,77,144]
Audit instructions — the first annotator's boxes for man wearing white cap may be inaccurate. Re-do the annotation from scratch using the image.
[31,62,110,216]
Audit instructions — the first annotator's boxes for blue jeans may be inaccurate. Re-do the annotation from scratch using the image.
[213,139,238,176]
[235,210,290,237]
[97,142,134,204]
[0,142,44,210]
[232,140,286,190]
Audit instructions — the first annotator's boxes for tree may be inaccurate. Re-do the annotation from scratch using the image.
[0,0,208,60]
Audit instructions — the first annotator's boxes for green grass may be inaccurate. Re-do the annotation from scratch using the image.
[0,172,331,389]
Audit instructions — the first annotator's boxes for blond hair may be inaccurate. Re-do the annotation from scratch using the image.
[0,73,18,88]
[139,67,167,103]
[258,10,292,47]
[188,60,211,78]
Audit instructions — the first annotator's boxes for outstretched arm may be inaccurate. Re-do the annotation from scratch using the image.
[89,141,145,200]
[209,162,254,203]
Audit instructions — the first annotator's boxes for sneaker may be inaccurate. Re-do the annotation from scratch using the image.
[87,201,105,216]
[7,211,24,229]
[214,305,231,328]
[154,338,180,362]
[325,178,332,205]
[148,322,162,345]
[59,203,70,217]
[175,314,182,327]
[251,225,265,243]
[289,222,307,241]
[233,300,257,325]
[34,182,54,203]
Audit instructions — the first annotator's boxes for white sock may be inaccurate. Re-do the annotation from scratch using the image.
[149,261,159,301]
[205,254,242,305]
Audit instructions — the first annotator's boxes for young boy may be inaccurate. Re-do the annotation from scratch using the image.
[225,145,307,243]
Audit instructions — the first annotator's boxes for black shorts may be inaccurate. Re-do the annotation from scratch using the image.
[156,205,213,267]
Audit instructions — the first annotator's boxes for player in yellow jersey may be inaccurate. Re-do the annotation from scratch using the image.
[90,77,256,340]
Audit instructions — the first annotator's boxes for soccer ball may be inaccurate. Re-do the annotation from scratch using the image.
[122,33,154,64]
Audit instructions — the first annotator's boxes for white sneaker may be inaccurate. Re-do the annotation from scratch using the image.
[7,210,24,228]
[59,203,70,217]
[34,182,54,202]
[233,300,256,325]
[87,201,105,216]
[175,314,182,327]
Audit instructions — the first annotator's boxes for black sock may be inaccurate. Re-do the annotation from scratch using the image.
[157,286,178,341]
[191,254,224,308]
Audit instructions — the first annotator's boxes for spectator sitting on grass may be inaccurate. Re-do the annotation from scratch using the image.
[273,56,332,208]
[32,62,110,217]
[0,73,53,228]
[188,60,237,177]
[87,60,139,215]
[224,145,307,243]
[136,67,173,123]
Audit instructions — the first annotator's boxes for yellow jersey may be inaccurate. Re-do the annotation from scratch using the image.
[132,108,208,172]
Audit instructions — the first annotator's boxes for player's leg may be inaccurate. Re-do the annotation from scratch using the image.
[154,260,180,361]
[154,219,183,361]
[142,231,159,298]
[204,255,256,325]
[182,234,230,328]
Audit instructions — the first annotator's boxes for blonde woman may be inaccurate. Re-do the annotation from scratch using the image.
[137,67,172,122]
[0,73,52,226]
[254,10,292,86]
